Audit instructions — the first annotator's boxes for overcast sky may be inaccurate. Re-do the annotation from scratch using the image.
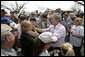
[1,1,84,13]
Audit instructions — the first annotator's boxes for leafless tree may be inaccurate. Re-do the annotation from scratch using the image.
[70,1,84,12]
[1,1,29,14]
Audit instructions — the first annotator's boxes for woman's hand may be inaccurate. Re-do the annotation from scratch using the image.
[27,30,39,38]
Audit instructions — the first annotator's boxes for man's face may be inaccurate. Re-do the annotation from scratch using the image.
[63,14,67,19]
[51,15,58,26]
[31,21,36,26]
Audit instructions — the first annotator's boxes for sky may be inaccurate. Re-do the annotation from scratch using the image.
[1,1,84,13]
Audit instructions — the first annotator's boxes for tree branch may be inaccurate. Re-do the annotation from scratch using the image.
[74,1,84,6]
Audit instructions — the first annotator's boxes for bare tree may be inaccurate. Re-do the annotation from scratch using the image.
[70,1,84,12]
[1,1,29,14]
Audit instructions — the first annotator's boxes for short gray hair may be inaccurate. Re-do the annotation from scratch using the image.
[1,31,12,45]
[52,13,60,20]
[1,24,12,45]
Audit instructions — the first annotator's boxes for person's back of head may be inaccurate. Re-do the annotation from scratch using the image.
[61,43,75,56]
[18,14,25,20]
[65,48,75,56]
[33,32,57,56]
[42,13,47,18]
[30,18,36,22]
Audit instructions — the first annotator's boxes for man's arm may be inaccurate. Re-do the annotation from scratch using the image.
[35,28,43,33]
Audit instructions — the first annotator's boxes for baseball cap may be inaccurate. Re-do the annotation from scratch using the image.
[1,17,13,23]
[18,14,25,20]
[38,32,57,43]
[1,24,12,36]
[1,9,6,13]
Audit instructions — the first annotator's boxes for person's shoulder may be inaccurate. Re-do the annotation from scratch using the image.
[78,26,84,30]
[21,32,32,38]
[60,23,65,28]
[71,25,76,29]
[14,23,20,28]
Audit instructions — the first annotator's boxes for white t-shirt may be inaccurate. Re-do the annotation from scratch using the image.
[14,23,21,39]
[39,50,50,56]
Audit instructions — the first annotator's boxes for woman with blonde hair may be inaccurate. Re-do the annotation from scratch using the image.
[20,20,39,56]
[60,43,75,56]
[70,17,84,56]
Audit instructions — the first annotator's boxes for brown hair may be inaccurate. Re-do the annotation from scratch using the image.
[64,13,68,17]
[32,38,45,56]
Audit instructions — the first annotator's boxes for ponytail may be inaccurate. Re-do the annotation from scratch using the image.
[66,48,75,56]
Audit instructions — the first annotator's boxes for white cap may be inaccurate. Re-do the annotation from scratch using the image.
[1,24,12,36]
[39,32,57,43]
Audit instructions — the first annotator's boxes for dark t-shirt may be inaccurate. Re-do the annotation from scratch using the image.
[20,32,35,56]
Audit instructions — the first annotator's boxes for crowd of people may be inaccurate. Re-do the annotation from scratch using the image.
[1,8,84,56]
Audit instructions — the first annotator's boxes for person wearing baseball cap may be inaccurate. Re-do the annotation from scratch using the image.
[1,9,6,18]
[1,24,17,56]
[1,17,13,26]
[17,14,25,23]
[33,32,58,56]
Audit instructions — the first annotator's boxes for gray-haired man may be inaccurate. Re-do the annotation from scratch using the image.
[1,24,17,56]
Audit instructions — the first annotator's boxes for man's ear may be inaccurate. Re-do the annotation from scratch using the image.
[5,34,10,42]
